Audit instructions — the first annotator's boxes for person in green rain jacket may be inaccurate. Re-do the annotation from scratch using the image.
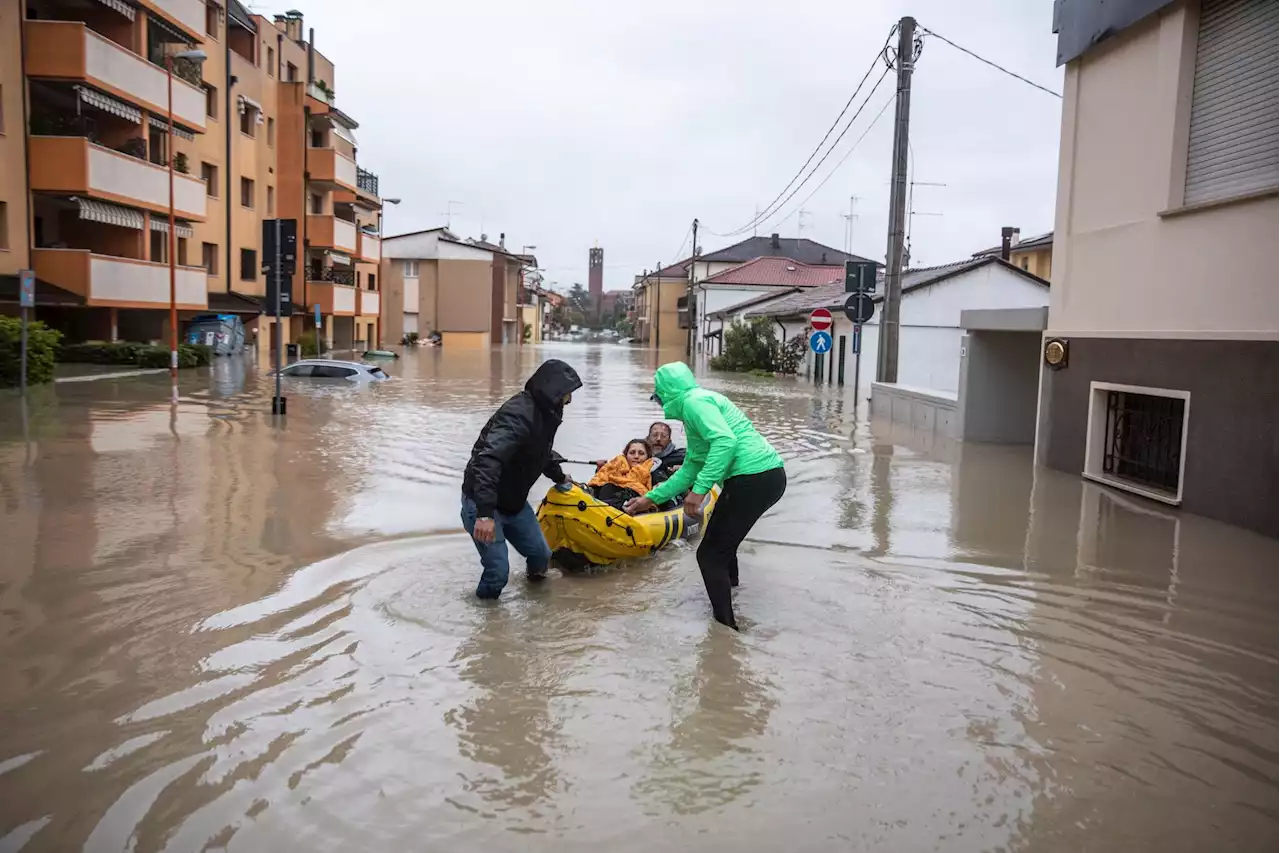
[624,362,786,629]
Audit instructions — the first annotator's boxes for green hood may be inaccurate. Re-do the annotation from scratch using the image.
[653,362,700,418]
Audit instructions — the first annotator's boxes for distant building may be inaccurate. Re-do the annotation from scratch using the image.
[631,259,688,350]
[972,229,1053,280]
[588,246,603,324]
[1037,0,1277,535]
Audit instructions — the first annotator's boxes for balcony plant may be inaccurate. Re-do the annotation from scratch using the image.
[173,152,190,174]
[119,137,148,160]
[172,56,203,88]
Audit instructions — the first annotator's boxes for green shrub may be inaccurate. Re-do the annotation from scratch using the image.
[297,330,329,357]
[60,341,209,369]
[0,316,62,387]
[401,331,420,346]
[708,317,782,374]
[181,343,212,366]
[775,334,806,374]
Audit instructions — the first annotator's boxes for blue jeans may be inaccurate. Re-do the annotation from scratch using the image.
[460,496,552,599]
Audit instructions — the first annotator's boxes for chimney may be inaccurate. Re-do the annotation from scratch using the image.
[282,11,303,43]
[1000,226,1015,261]
[770,232,780,250]
[307,27,316,83]
[499,232,505,249]
[1010,228,1021,247]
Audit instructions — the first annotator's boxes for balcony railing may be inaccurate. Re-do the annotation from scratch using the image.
[311,267,356,286]
[356,167,379,197]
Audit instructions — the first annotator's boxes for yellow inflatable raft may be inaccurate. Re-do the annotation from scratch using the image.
[537,483,720,571]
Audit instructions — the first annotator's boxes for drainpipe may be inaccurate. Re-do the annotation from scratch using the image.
[19,14,33,260]
[775,318,787,344]
[999,226,1014,262]
[224,28,233,294]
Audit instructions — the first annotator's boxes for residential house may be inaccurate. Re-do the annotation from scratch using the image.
[689,233,877,353]
[0,3,389,356]
[1037,0,1277,535]
[380,228,527,347]
[972,228,1054,279]
[746,256,1051,402]
[696,256,844,352]
[632,258,688,350]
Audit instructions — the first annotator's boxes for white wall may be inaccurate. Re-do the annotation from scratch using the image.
[403,276,420,307]
[382,232,492,262]
[85,29,205,130]
[91,256,206,306]
[88,145,206,218]
[1051,2,1278,337]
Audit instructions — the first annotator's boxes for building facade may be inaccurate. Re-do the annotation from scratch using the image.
[631,259,687,350]
[1037,0,1278,535]
[0,2,386,355]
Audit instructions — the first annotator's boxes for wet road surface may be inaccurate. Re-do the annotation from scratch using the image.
[0,344,1275,852]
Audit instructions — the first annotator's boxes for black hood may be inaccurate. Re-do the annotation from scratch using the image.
[525,359,582,410]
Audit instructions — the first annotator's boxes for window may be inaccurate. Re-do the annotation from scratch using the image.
[267,117,275,147]
[201,162,218,196]
[267,186,275,216]
[239,106,256,137]
[403,260,419,278]
[202,241,218,275]
[311,129,324,148]
[150,230,165,263]
[1084,382,1191,504]
[1183,0,1278,205]
[1020,257,1029,271]
[240,248,257,281]
[0,202,8,250]
[267,46,275,77]
[206,2,219,36]
[204,84,217,119]
[286,61,298,82]
[310,193,323,214]
[282,363,314,377]
[367,273,377,291]
[177,237,188,266]
[312,365,357,379]
[240,177,254,208]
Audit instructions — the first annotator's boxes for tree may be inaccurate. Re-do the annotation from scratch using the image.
[708,317,795,374]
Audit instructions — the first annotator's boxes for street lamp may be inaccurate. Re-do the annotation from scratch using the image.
[166,48,207,393]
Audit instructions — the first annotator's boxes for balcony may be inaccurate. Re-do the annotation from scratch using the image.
[308,281,357,316]
[139,0,207,42]
[33,249,208,309]
[356,167,379,198]
[307,215,358,254]
[308,148,358,192]
[357,231,381,263]
[25,21,206,133]
[29,136,206,220]
[305,82,332,115]
[359,289,381,317]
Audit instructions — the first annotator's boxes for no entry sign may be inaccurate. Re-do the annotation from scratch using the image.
[809,308,833,332]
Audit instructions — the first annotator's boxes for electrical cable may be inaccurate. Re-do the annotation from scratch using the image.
[919,26,1062,98]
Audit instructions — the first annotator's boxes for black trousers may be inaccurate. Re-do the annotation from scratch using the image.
[696,466,787,629]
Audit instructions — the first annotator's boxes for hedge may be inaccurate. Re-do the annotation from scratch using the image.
[59,341,212,369]
[0,316,63,387]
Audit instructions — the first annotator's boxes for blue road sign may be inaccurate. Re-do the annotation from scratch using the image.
[851,324,862,355]
[809,330,833,354]
[314,304,322,329]
[19,269,35,309]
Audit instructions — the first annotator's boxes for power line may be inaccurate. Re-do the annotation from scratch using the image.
[919,26,1062,99]
[762,82,896,234]
[707,25,899,238]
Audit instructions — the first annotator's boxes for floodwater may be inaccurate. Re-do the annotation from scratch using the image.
[0,344,1275,853]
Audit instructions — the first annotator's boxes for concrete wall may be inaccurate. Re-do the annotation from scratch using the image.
[438,258,492,333]
[1049,2,1278,338]
[870,382,959,442]
[957,331,1042,444]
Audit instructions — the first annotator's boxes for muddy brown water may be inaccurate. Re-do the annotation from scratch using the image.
[0,344,1275,852]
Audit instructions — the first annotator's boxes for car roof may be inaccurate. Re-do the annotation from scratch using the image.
[290,359,375,369]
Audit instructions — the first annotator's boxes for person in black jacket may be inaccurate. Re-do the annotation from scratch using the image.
[461,359,583,599]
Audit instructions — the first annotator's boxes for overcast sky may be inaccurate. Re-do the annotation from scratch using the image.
[251,0,1063,291]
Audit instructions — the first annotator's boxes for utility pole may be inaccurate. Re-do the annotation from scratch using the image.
[878,15,916,384]
[687,218,698,359]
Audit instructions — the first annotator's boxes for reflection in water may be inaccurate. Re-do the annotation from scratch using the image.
[0,344,1275,852]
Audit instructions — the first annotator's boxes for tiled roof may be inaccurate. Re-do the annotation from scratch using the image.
[711,287,803,319]
[751,257,1048,318]
[702,256,845,287]
[972,231,1054,258]
[700,235,878,267]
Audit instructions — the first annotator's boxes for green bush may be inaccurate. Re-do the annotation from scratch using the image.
[401,331,420,346]
[60,341,210,369]
[297,330,329,357]
[0,316,62,387]
[708,317,782,374]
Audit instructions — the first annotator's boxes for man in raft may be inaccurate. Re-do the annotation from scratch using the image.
[461,359,582,599]
[624,363,786,630]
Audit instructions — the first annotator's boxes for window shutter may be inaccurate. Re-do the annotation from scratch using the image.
[1184,0,1279,205]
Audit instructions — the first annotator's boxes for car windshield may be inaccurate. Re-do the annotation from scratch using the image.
[370,368,387,378]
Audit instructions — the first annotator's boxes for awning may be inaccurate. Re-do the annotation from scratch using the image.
[327,251,352,265]
[76,85,141,123]
[147,10,196,44]
[92,0,136,21]
[148,115,195,140]
[331,119,358,147]
[73,197,144,230]
[238,94,263,115]
[149,218,194,239]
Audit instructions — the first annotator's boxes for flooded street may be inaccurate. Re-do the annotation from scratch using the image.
[0,344,1275,852]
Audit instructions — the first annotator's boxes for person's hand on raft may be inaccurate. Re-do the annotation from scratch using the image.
[472,518,496,544]
[623,495,656,515]
[682,492,705,519]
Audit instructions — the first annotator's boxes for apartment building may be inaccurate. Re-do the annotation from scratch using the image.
[1038,0,1277,535]
[0,1,386,354]
[631,259,688,350]
[381,228,529,348]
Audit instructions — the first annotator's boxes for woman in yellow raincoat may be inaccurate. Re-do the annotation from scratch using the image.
[587,439,653,509]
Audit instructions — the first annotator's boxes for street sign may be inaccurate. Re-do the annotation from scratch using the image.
[844,260,877,294]
[809,308,833,332]
[844,292,875,324]
[314,303,322,330]
[851,324,862,354]
[809,330,832,354]
[18,269,35,308]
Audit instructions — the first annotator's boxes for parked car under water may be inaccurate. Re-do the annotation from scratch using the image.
[276,359,390,382]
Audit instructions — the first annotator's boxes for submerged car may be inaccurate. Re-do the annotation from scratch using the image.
[277,359,389,382]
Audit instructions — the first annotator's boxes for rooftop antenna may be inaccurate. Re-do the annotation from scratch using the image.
[841,194,863,254]
[440,200,463,229]
[797,208,813,235]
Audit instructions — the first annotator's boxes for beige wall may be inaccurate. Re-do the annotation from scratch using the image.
[1,0,29,273]
[636,274,685,349]
[418,260,438,332]
[437,258,492,333]
[1051,2,1278,338]
[379,257,404,342]
[1010,246,1052,281]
